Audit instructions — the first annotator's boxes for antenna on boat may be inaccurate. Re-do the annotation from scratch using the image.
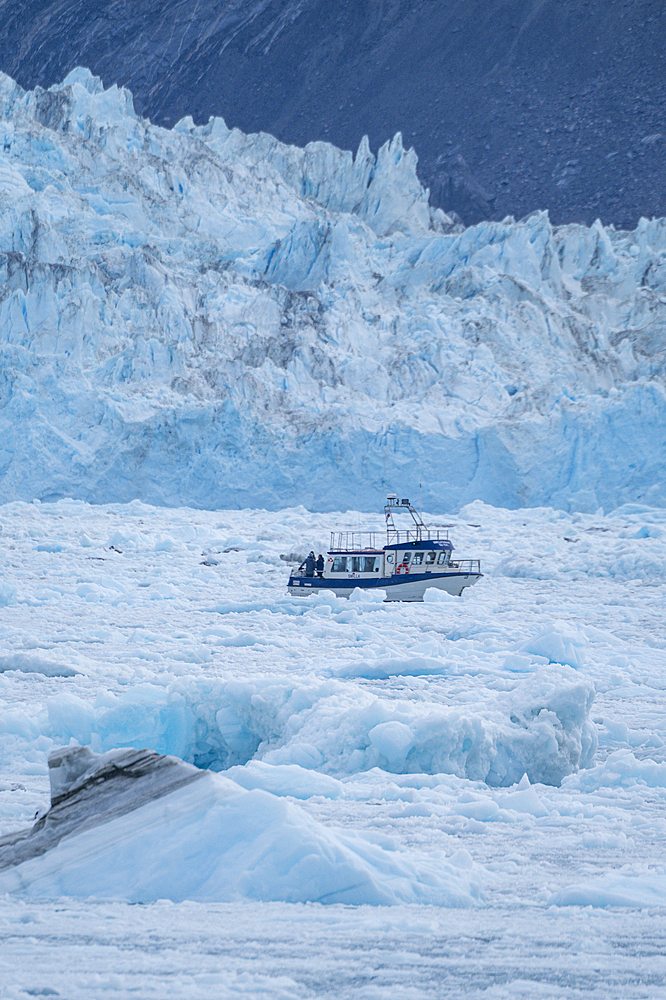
[419,460,423,521]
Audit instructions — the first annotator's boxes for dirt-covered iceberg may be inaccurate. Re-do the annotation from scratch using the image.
[0,745,482,905]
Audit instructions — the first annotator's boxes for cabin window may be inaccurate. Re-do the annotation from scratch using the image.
[332,556,348,572]
[412,552,424,565]
[426,551,436,564]
[351,556,362,573]
[386,553,394,564]
[437,552,448,565]
[362,556,378,572]
[401,552,411,564]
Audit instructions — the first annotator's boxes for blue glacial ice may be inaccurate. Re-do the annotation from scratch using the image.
[0,67,664,511]
[40,665,597,788]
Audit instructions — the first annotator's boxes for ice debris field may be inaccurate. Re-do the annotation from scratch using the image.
[0,498,666,996]
[0,68,665,512]
[1,64,666,998]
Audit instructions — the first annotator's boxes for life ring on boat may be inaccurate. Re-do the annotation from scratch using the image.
[395,563,409,575]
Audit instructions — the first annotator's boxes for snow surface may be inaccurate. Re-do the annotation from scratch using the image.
[1,498,666,994]
[0,68,665,512]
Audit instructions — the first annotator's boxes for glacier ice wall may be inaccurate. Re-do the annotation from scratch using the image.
[0,67,664,512]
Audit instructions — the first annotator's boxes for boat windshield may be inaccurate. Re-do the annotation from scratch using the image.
[332,555,378,573]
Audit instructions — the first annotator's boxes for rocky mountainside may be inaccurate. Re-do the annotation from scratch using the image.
[0,0,664,227]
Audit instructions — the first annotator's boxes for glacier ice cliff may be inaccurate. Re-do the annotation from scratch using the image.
[0,67,664,512]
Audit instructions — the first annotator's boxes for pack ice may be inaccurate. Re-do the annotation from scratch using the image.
[0,68,665,512]
[0,743,480,905]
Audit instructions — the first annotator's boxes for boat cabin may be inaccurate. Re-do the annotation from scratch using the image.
[326,539,453,580]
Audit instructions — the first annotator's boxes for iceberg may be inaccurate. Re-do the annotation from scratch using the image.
[0,745,482,905]
[0,68,664,511]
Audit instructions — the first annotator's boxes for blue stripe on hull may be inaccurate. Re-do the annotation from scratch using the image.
[288,572,481,589]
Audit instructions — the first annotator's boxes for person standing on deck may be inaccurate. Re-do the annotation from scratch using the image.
[304,551,316,577]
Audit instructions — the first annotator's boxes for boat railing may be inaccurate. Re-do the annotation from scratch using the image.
[330,527,452,550]
[387,528,450,545]
[449,559,482,575]
[329,531,379,552]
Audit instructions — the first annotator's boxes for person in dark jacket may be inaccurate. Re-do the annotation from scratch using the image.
[304,551,316,576]
[316,554,324,576]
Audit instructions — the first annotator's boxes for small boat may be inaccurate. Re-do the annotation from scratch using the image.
[288,494,482,602]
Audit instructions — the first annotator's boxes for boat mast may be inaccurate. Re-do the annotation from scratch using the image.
[384,494,426,544]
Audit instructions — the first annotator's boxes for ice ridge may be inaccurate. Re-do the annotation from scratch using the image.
[42,669,597,788]
[0,69,664,511]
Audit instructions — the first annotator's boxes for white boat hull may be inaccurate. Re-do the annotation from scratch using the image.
[287,571,481,601]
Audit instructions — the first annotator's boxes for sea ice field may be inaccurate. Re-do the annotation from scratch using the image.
[0,497,665,997]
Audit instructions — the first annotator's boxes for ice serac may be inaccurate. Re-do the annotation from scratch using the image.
[0,68,665,512]
[0,745,482,905]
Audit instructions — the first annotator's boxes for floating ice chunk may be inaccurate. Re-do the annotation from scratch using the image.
[47,694,94,745]
[550,870,666,907]
[0,653,77,677]
[225,761,343,799]
[348,587,386,603]
[519,622,588,669]
[495,773,549,817]
[564,749,666,791]
[632,524,664,539]
[0,745,204,871]
[334,655,451,679]
[36,542,63,553]
[502,653,545,673]
[423,587,458,603]
[106,531,147,551]
[153,536,183,552]
[0,709,40,738]
[273,742,324,769]
[489,668,597,785]
[603,718,629,742]
[455,796,501,822]
[149,582,179,600]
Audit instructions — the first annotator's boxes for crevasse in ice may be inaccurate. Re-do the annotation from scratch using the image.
[0,67,664,511]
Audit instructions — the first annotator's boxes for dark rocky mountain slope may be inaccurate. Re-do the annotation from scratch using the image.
[0,0,664,226]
